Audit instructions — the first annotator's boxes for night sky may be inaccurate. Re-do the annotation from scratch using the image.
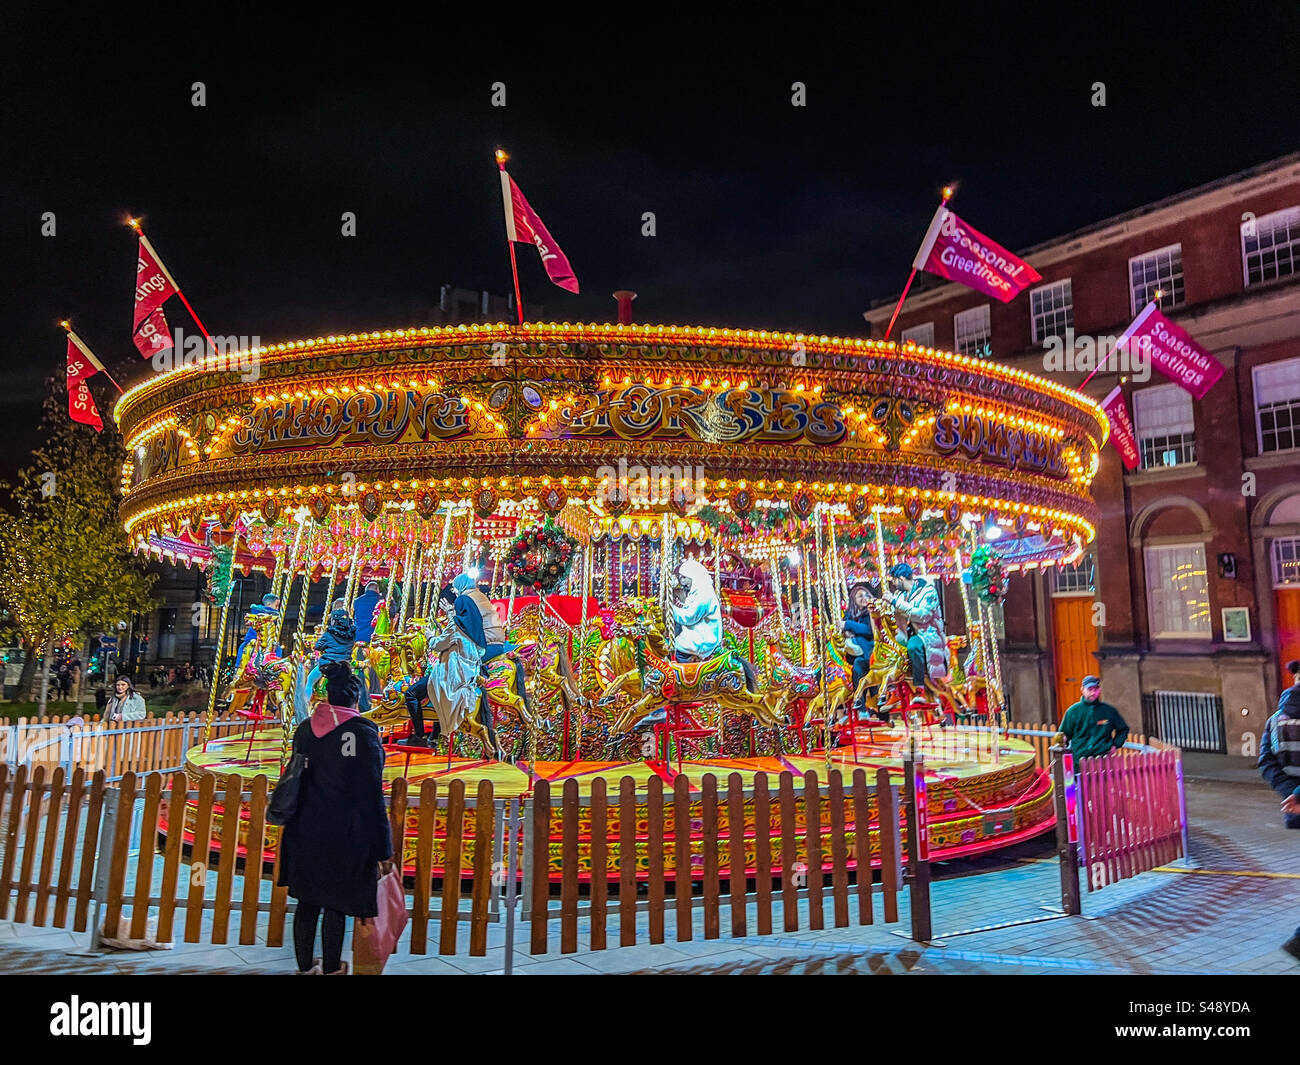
[3,6,1296,472]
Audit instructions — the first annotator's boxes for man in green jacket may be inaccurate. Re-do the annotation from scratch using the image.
[1054,675,1130,758]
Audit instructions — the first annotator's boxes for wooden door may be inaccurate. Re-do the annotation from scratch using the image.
[1276,588,1300,687]
[1051,595,1099,722]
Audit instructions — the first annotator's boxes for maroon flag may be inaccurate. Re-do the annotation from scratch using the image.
[66,332,105,432]
[1101,386,1138,470]
[133,233,179,333]
[133,306,173,358]
[500,172,579,293]
[912,207,1041,303]
[1114,301,1225,399]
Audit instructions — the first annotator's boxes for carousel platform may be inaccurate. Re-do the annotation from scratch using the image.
[165,725,1055,880]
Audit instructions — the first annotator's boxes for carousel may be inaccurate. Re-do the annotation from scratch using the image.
[114,321,1107,878]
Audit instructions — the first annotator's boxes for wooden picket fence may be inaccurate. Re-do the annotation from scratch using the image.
[1074,744,1185,890]
[4,712,247,779]
[0,761,916,965]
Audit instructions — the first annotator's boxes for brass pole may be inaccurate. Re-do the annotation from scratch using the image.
[201,529,240,749]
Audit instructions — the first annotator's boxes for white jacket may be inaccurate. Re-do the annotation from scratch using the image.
[106,692,147,722]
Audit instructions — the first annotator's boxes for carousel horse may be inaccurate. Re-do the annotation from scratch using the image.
[762,624,853,736]
[221,609,294,723]
[852,600,969,722]
[598,602,781,734]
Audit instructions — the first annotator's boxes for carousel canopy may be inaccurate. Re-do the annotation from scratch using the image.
[114,322,1106,577]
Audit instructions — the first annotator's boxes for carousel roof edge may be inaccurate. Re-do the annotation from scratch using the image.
[111,320,1107,431]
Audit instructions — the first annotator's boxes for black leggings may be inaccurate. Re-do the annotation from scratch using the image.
[294,903,345,973]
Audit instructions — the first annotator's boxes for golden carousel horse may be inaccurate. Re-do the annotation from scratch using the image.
[762,622,853,736]
[597,600,782,734]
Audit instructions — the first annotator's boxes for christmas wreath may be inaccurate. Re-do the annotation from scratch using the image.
[205,543,235,606]
[505,519,577,595]
[969,544,1006,604]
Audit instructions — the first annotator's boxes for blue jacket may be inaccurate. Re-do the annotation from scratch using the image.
[314,609,357,663]
[352,591,382,643]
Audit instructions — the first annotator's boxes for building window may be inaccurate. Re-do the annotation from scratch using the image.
[1030,279,1073,345]
[1129,244,1185,315]
[1133,383,1196,469]
[901,322,934,347]
[1242,206,1300,286]
[1274,537,1300,588]
[1254,357,1300,453]
[1143,543,1211,638]
[953,305,992,358]
[1051,553,1096,595]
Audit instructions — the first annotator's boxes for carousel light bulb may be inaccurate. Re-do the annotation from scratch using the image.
[984,522,1003,541]
[787,548,800,565]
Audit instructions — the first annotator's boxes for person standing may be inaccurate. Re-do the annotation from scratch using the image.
[1054,675,1130,758]
[1258,659,1300,960]
[352,582,383,645]
[278,661,392,976]
[104,676,147,722]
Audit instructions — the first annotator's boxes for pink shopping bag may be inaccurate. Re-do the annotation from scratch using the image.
[353,866,409,975]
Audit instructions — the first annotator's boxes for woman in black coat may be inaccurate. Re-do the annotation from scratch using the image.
[278,661,392,975]
[842,582,879,720]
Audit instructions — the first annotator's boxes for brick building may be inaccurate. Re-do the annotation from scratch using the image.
[864,154,1300,753]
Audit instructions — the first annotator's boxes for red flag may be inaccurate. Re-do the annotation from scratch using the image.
[500,172,579,293]
[133,306,173,358]
[133,233,179,332]
[1113,301,1224,399]
[1101,386,1138,470]
[912,207,1041,303]
[66,333,104,432]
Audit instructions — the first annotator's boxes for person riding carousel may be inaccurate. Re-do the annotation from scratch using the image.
[884,563,949,686]
[842,581,879,719]
[399,574,524,758]
[670,558,724,663]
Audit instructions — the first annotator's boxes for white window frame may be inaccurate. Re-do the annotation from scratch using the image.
[953,305,992,358]
[1273,536,1300,588]
[901,322,935,348]
[1253,356,1300,455]
[1133,383,1196,469]
[1050,553,1096,596]
[1128,243,1185,315]
[1143,542,1212,640]
[1242,206,1300,287]
[1030,279,1073,345]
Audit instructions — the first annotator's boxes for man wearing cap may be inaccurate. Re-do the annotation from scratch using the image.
[1054,675,1130,758]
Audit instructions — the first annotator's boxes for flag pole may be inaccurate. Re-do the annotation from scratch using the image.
[1079,292,1163,391]
[496,150,526,326]
[127,218,216,347]
[61,321,124,393]
[883,185,956,341]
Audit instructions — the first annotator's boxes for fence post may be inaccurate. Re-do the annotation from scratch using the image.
[1174,751,1191,867]
[1050,745,1081,916]
[901,743,932,943]
[502,796,520,976]
[77,787,120,953]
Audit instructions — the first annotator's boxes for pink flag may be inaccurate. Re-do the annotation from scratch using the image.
[133,306,173,358]
[1101,386,1138,470]
[1113,301,1224,400]
[912,207,1041,303]
[500,172,579,293]
[133,234,179,330]
[66,334,104,432]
